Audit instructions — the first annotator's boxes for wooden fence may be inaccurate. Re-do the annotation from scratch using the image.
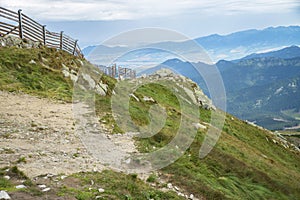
[0,7,83,57]
[96,64,136,79]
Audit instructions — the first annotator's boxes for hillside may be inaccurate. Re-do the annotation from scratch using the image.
[145,47,300,130]
[0,43,300,199]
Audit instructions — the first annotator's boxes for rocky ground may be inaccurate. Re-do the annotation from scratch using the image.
[0,90,103,177]
[0,90,198,199]
[0,90,137,178]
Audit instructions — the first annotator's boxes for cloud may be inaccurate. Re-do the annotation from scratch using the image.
[1,0,299,21]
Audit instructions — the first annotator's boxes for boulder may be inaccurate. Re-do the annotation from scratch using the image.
[15,185,26,189]
[0,191,10,200]
[143,96,155,103]
[95,84,106,96]
[193,123,206,129]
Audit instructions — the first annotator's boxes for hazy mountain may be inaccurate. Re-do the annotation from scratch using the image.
[145,46,300,130]
[82,45,96,56]
[236,45,300,61]
[83,26,300,64]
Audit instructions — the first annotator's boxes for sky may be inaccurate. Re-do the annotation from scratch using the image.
[1,0,300,48]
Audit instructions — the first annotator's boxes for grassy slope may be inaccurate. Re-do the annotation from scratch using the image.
[1,46,300,199]
[127,83,300,200]
[0,46,184,199]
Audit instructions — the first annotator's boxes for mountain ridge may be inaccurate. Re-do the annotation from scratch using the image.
[141,45,300,130]
[84,25,300,64]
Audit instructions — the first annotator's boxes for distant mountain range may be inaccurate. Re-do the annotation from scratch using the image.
[139,46,300,130]
[83,26,300,65]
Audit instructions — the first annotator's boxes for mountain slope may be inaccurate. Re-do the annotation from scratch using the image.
[0,45,300,199]
[147,46,300,130]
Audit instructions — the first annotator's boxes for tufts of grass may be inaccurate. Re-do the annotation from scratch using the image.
[58,170,183,200]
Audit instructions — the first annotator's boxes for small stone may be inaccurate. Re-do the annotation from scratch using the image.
[193,123,206,129]
[178,192,185,197]
[47,173,54,178]
[129,93,140,102]
[42,188,51,192]
[167,183,173,189]
[38,185,47,189]
[16,185,26,189]
[61,175,67,180]
[29,60,36,64]
[0,191,11,200]
[189,194,194,199]
[143,96,155,103]
[3,176,10,180]
[98,188,105,193]
[174,186,179,191]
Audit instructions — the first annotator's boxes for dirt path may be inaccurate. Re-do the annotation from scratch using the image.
[0,91,137,178]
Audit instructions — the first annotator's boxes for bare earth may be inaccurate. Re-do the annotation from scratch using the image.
[0,90,136,178]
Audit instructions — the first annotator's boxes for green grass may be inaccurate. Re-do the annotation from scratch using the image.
[58,170,183,200]
[0,46,75,101]
[0,166,42,196]
[1,46,300,200]
[121,83,300,200]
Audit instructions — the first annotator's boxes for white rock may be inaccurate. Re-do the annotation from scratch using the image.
[99,82,108,93]
[62,64,69,71]
[38,185,47,189]
[29,60,36,64]
[62,69,70,77]
[0,191,11,200]
[70,69,77,75]
[70,74,78,82]
[167,183,173,189]
[95,84,106,96]
[143,96,155,102]
[193,123,206,129]
[16,185,26,189]
[98,188,105,193]
[129,93,140,102]
[189,194,194,199]
[174,186,179,191]
[82,73,96,88]
[61,175,67,180]
[178,192,185,197]
[3,176,10,180]
[42,188,51,192]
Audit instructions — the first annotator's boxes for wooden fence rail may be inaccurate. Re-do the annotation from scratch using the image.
[0,7,83,57]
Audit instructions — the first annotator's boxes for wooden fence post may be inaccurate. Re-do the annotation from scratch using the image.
[42,25,46,45]
[60,31,63,50]
[73,40,78,55]
[112,64,116,78]
[18,9,23,39]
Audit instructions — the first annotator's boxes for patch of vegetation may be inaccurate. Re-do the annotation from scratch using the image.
[58,170,183,200]
[0,166,42,196]
[146,174,157,183]
[0,47,74,101]
[16,156,27,164]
